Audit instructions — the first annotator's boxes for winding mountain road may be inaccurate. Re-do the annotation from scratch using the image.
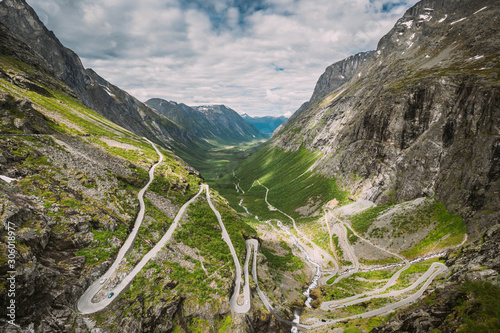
[77,142,251,315]
[78,156,450,329]
[78,138,165,313]
[203,184,251,313]
[78,140,211,314]
[309,262,447,329]
[241,178,449,331]
[78,180,252,314]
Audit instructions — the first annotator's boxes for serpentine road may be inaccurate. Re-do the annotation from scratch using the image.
[77,147,448,330]
[242,178,449,331]
[77,140,249,315]
[204,185,251,313]
[78,138,165,313]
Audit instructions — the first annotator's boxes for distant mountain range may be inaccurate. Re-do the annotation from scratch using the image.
[146,99,267,144]
[240,114,287,135]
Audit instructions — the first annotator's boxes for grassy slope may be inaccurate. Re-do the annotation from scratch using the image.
[213,145,348,222]
[348,200,466,258]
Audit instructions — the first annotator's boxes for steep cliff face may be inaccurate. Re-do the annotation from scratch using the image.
[311,50,375,104]
[275,51,374,137]
[269,0,499,236]
[146,99,267,144]
[0,0,92,105]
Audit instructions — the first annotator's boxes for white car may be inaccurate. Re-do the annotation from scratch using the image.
[100,277,107,284]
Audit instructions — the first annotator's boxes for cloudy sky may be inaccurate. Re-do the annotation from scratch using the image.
[26,0,418,117]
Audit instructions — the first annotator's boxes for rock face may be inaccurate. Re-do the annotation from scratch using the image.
[371,224,500,333]
[275,51,374,137]
[311,50,375,104]
[0,0,91,104]
[269,0,500,237]
[146,99,267,144]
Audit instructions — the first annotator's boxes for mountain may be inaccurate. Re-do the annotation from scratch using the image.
[0,0,216,165]
[226,0,499,330]
[273,50,374,137]
[0,4,287,332]
[2,0,499,331]
[310,50,375,104]
[240,0,499,237]
[240,114,288,135]
[146,98,267,144]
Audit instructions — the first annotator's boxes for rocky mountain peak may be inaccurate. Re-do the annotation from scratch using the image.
[311,50,375,104]
[268,0,499,237]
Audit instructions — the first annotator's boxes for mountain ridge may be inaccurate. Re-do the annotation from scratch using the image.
[145,98,267,144]
[0,0,266,171]
[274,50,374,137]
[263,0,499,237]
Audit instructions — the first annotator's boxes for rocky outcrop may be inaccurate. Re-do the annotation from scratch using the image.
[371,224,500,332]
[269,0,500,236]
[0,129,137,331]
[311,50,375,104]
[0,0,91,104]
[0,94,54,134]
[276,51,374,137]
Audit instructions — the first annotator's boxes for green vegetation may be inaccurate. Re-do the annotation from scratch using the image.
[402,202,466,257]
[75,224,128,265]
[218,315,233,333]
[454,281,500,332]
[332,234,344,259]
[173,196,256,267]
[384,258,441,291]
[195,140,267,180]
[306,219,334,256]
[349,204,392,234]
[174,200,233,263]
[322,275,384,300]
[355,268,399,281]
[261,240,305,271]
[358,257,399,266]
[346,227,359,244]
[349,199,465,257]
[340,315,387,332]
[214,146,348,222]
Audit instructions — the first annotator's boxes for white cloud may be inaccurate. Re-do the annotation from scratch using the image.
[26,0,418,116]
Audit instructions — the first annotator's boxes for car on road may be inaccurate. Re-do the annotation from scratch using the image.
[108,292,114,298]
[100,277,107,284]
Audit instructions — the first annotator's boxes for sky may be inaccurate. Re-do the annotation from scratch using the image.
[26,0,418,117]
